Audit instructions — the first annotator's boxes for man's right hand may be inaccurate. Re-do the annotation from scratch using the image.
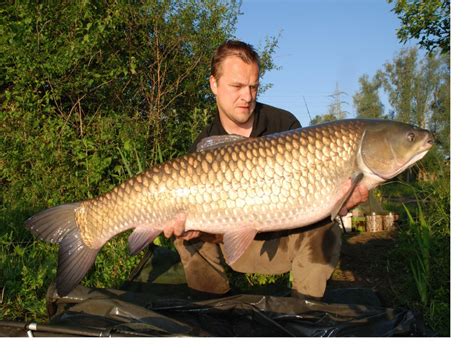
[162,214,222,243]
[162,213,199,240]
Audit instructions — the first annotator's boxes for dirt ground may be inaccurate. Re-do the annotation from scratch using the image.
[328,229,398,307]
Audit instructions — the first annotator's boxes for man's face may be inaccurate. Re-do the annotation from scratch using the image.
[210,55,259,127]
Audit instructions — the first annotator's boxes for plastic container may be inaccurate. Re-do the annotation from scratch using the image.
[338,212,352,232]
[366,212,383,232]
[383,212,395,230]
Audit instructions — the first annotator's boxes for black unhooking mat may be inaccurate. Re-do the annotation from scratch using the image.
[0,246,429,337]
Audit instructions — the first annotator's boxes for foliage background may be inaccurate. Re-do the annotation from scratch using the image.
[0,0,277,321]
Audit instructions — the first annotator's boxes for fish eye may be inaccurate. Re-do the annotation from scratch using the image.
[407,132,416,142]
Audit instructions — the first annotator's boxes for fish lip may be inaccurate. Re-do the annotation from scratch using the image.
[378,147,432,180]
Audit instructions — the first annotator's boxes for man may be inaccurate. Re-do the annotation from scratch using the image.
[163,40,368,299]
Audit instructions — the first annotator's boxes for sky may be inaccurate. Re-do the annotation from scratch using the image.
[234,0,417,127]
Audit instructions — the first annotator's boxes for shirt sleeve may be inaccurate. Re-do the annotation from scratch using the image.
[288,115,302,130]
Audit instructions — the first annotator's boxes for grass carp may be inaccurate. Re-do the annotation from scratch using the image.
[25,119,433,296]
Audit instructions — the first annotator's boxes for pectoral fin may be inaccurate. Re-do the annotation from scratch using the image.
[128,226,162,255]
[222,228,258,265]
[330,172,364,220]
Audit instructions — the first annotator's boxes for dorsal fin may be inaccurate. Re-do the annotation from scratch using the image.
[196,134,250,152]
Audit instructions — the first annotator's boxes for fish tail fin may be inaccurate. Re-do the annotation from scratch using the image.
[25,203,98,296]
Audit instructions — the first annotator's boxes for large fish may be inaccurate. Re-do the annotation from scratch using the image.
[26,119,433,296]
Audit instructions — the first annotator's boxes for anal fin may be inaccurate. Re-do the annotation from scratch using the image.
[222,228,258,265]
[128,226,162,255]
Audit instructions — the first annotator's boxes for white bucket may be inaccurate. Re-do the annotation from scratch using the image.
[338,212,352,232]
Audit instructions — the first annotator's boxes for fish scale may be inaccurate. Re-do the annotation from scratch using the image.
[78,120,362,239]
[25,119,433,296]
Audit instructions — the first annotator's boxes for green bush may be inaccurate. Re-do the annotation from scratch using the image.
[0,0,237,321]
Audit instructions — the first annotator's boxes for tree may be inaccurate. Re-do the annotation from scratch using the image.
[376,48,418,125]
[388,0,450,54]
[376,48,449,151]
[1,0,279,207]
[353,74,384,118]
[429,54,450,153]
[310,113,336,126]
[413,52,444,130]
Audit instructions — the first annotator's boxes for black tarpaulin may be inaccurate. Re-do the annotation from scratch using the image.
[1,285,427,337]
[0,246,429,337]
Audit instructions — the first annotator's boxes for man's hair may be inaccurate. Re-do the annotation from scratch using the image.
[211,40,260,80]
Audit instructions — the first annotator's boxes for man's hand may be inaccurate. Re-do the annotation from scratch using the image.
[162,213,221,243]
[339,184,369,216]
[162,213,201,240]
[164,226,202,241]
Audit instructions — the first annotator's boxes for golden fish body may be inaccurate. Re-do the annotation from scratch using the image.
[82,122,360,242]
[26,119,433,296]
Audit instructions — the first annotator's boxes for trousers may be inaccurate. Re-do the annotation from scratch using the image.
[173,219,342,299]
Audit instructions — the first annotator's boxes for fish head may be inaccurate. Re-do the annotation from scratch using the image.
[358,120,434,180]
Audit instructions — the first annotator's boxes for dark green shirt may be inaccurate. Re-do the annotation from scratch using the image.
[189,102,301,152]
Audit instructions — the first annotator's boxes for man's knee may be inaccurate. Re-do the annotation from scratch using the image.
[302,222,342,266]
[291,262,336,299]
[290,222,342,298]
[174,238,230,295]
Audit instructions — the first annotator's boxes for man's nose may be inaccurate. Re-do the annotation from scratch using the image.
[241,86,253,102]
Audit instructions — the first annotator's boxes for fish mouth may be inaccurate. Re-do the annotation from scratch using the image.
[402,147,431,170]
[381,146,431,180]
[400,133,434,173]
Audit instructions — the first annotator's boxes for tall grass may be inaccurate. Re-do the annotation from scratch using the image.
[403,202,431,306]
[388,151,450,335]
